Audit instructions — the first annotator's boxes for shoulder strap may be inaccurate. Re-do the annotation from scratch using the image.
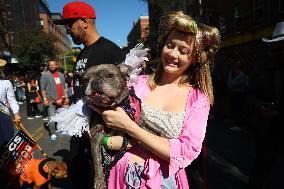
[0,100,7,107]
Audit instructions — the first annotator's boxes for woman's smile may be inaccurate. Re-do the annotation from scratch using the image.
[165,58,179,66]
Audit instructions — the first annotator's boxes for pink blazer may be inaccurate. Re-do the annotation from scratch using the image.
[108,75,210,188]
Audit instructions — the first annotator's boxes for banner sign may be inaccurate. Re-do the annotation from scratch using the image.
[0,130,37,178]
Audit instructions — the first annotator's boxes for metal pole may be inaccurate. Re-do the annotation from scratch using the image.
[64,54,66,71]
[199,0,203,21]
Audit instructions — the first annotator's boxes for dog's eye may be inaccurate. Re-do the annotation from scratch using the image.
[106,73,114,78]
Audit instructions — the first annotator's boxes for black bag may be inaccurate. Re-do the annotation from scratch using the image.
[29,91,37,103]
[0,101,14,147]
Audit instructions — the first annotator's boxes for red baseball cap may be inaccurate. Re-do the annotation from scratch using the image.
[54,1,96,25]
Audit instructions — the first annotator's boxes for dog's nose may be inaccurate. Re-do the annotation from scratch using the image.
[91,80,99,88]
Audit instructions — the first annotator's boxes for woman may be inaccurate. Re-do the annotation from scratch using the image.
[25,71,41,119]
[93,11,220,188]
[0,59,21,147]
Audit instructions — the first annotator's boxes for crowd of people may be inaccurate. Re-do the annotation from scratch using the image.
[0,1,283,189]
[0,61,74,143]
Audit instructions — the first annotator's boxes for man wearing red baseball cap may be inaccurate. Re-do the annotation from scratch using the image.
[54,1,125,188]
[54,1,96,25]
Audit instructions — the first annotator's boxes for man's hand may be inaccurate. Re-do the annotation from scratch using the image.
[60,96,70,106]
[52,96,69,108]
[56,96,69,107]
[43,98,49,106]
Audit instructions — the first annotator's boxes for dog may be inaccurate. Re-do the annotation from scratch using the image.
[84,63,169,189]
[83,63,141,189]
[19,157,67,189]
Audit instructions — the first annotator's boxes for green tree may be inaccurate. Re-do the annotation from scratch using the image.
[58,50,80,71]
[13,30,58,70]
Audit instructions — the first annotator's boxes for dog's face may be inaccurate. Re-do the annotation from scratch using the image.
[49,161,67,179]
[83,64,131,108]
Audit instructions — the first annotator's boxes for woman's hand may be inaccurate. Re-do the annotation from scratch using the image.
[89,105,135,132]
[90,105,170,161]
[89,105,138,150]
[93,106,134,132]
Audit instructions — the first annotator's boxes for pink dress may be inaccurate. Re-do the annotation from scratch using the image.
[108,75,210,188]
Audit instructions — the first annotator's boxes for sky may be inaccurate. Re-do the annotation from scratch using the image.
[46,0,149,48]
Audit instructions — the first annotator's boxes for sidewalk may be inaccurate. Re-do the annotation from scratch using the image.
[205,117,255,189]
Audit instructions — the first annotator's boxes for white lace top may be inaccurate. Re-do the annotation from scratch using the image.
[141,103,185,138]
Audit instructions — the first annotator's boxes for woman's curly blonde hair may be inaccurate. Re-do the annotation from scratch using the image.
[149,11,221,105]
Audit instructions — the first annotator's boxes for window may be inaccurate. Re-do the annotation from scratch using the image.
[204,9,213,25]
[39,19,44,30]
[253,0,265,21]
[234,4,249,28]
[279,0,284,12]
[219,16,226,34]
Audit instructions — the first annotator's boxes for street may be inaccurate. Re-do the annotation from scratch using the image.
[205,118,254,189]
[16,102,273,189]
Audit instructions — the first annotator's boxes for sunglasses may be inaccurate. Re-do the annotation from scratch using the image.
[64,19,80,31]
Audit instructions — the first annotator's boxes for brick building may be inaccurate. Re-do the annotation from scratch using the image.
[39,11,71,53]
[187,0,284,74]
[186,0,284,116]
[145,0,284,71]
[127,16,149,49]
[0,0,10,60]
[3,0,71,63]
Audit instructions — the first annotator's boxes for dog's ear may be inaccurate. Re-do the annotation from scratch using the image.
[118,63,132,77]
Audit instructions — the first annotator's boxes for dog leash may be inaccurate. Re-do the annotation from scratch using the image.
[14,120,48,157]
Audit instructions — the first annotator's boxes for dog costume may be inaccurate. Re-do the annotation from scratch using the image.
[20,158,52,186]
